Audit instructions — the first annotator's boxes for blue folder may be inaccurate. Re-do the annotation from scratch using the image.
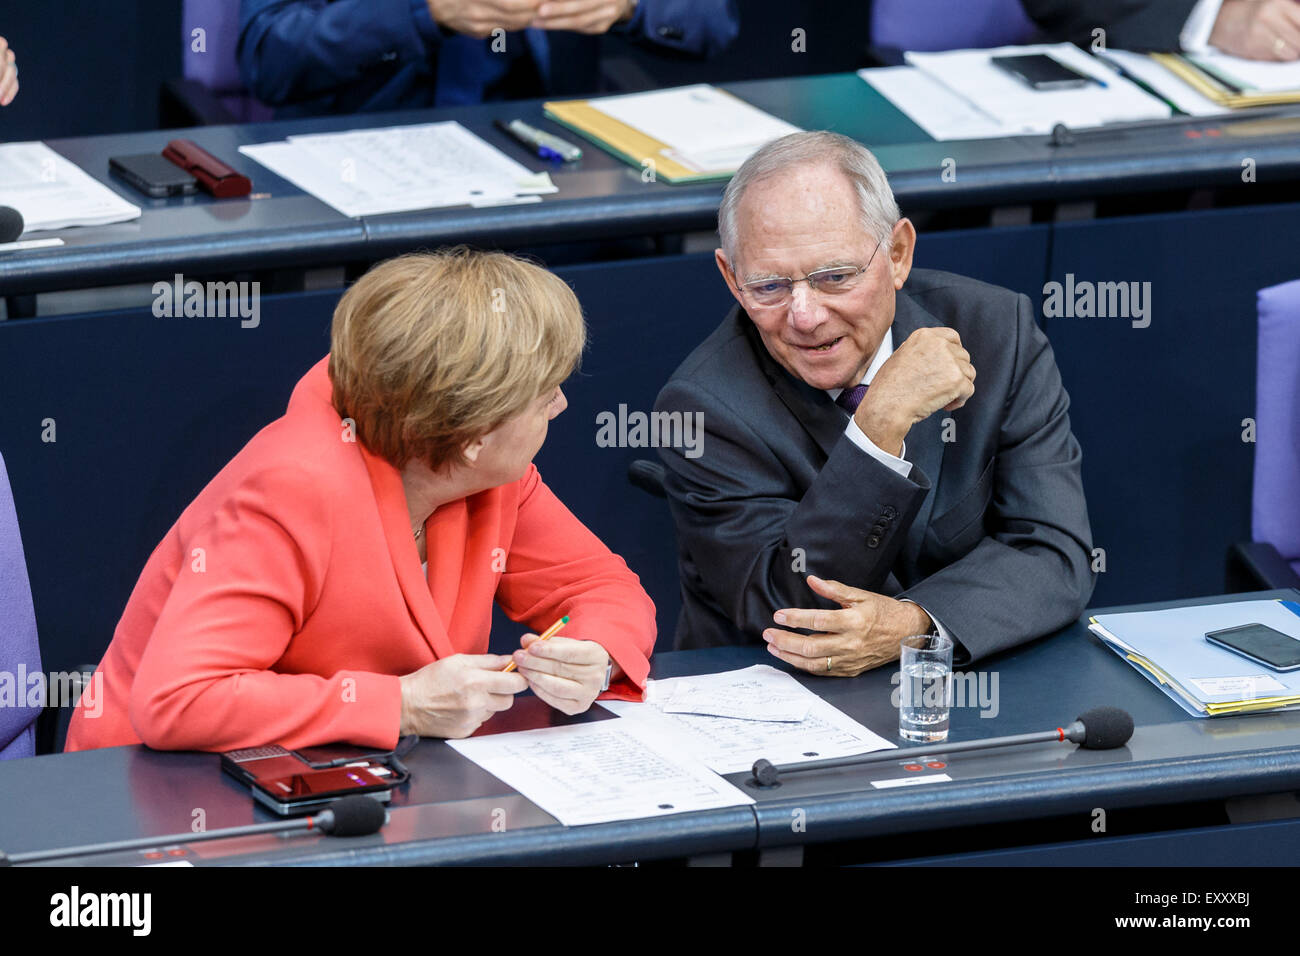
[1088,599,1300,717]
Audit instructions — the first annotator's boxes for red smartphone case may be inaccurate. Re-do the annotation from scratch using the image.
[162,138,252,199]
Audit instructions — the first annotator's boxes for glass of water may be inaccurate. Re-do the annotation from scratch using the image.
[898,634,954,743]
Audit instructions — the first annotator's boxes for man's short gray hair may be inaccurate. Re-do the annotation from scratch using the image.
[718,131,900,269]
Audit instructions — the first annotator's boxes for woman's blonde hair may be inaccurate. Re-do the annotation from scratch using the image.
[329,248,585,470]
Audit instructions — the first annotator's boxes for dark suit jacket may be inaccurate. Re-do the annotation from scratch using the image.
[1020,0,1200,52]
[654,268,1094,664]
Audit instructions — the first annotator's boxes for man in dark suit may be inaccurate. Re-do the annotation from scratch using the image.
[1023,0,1300,61]
[654,131,1093,674]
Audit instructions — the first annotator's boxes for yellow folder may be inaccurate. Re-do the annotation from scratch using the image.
[1151,53,1300,108]
[543,92,753,185]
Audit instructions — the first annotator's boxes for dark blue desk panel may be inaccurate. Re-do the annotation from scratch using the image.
[4,74,1299,296]
[1045,200,1300,608]
[1,590,1297,866]
[881,816,1300,866]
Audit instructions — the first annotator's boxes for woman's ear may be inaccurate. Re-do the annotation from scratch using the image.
[461,436,486,464]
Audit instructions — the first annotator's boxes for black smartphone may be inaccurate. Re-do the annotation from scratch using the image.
[1205,623,1300,672]
[109,153,198,198]
[991,53,1095,91]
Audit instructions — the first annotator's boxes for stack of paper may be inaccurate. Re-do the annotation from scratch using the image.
[239,121,556,218]
[645,664,813,722]
[0,142,141,233]
[1152,51,1300,107]
[1088,599,1300,717]
[447,721,753,827]
[604,665,894,774]
[447,665,895,827]
[545,84,800,183]
[860,43,1173,140]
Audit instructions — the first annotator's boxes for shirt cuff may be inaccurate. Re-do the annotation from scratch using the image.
[844,418,913,478]
[1181,0,1224,52]
[900,599,970,666]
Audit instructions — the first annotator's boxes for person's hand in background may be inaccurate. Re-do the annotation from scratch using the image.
[426,0,542,38]
[531,0,635,34]
[1210,0,1300,60]
[0,37,17,106]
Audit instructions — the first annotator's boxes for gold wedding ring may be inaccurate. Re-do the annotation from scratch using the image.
[826,656,832,672]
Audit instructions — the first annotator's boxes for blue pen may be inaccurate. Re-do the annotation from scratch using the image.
[495,118,583,163]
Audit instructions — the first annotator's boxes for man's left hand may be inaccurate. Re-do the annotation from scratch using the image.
[513,634,610,714]
[763,575,933,677]
[530,0,633,33]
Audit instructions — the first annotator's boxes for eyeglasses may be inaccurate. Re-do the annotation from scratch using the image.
[736,236,887,309]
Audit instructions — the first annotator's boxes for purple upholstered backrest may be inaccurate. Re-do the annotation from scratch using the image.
[183,0,274,122]
[871,0,1037,51]
[1254,279,1300,573]
[0,451,41,759]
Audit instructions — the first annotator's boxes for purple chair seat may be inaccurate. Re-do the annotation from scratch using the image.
[871,0,1037,52]
[1254,279,1300,569]
[0,451,42,760]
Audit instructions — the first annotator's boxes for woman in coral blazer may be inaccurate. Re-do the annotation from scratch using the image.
[66,250,656,753]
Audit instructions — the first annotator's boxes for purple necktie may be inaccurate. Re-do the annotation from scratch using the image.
[835,384,868,414]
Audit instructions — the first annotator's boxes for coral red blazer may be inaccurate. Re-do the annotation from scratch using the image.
[66,358,656,752]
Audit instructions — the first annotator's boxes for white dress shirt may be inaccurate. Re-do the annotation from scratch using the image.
[1181,0,1225,52]
[826,327,913,479]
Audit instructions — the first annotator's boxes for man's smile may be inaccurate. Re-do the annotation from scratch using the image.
[795,335,844,354]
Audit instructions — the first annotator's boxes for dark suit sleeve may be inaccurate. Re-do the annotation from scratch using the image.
[238,0,438,106]
[898,294,1095,662]
[622,0,740,57]
[1020,0,1202,51]
[656,380,931,641]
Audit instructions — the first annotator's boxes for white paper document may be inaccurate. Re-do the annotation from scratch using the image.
[0,142,142,233]
[604,672,895,774]
[1187,674,1288,698]
[239,121,556,218]
[864,43,1172,140]
[589,84,800,172]
[647,664,813,722]
[1096,49,1228,116]
[1189,50,1300,92]
[447,720,753,827]
[859,66,1006,140]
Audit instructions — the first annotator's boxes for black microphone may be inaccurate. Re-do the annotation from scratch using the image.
[749,706,1134,787]
[1063,706,1134,750]
[0,206,23,243]
[316,794,388,836]
[0,795,388,865]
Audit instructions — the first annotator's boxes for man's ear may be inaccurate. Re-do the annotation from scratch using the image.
[715,248,745,310]
[888,218,917,290]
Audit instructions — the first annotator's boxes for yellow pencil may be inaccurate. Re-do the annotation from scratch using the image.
[503,615,569,672]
